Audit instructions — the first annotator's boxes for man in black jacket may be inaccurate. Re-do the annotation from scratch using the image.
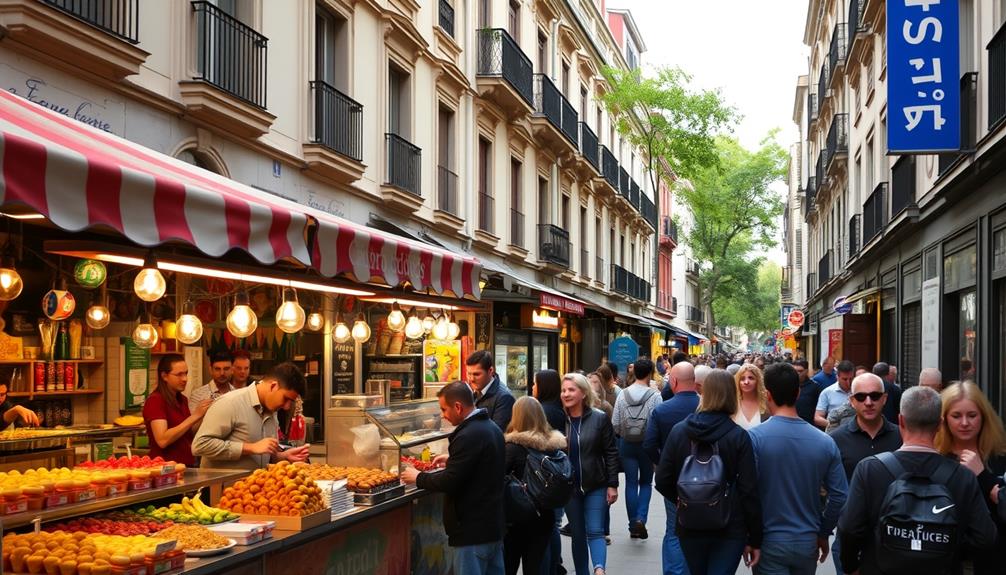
[466,350,515,431]
[838,386,997,574]
[402,381,506,575]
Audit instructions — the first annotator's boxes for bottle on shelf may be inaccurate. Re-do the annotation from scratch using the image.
[288,397,306,447]
[55,322,69,361]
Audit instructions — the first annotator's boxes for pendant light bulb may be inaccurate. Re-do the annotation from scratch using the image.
[133,254,166,302]
[132,321,159,349]
[386,302,406,332]
[275,287,306,334]
[447,317,461,341]
[404,310,424,340]
[421,311,436,334]
[226,291,258,338]
[431,314,450,341]
[0,260,23,301]
[85,304,111,330]
[351,313,371,343]
[306,312,325,332]
[333,313,352,344]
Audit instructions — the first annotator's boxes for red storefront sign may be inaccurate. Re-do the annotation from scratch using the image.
[539,293,585,316]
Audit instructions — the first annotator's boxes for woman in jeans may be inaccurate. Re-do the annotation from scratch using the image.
[654,369,762,575]
[611,358,662,539]
[503,396,568,575]
[561,373,619,575]
[532,369,567,574]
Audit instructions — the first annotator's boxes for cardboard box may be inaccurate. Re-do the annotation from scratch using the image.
[235,508,329,532]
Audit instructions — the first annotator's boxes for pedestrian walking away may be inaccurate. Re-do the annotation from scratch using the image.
[612,358,662,540]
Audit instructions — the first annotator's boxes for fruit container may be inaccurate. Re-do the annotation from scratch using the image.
[2,495,27,515]
[144,553,177,575]
[45,491,70,508]
[152,474,177,488]
[92,475,111,497]
[128,471,152,491]
[111,564,147,575]
[107,480,128,496]
[25,495,45,511]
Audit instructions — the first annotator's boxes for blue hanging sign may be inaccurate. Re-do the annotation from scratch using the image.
[608,336,639,381]
[886,0,960,153]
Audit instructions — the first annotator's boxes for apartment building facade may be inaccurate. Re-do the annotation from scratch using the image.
[0,0,670,379]
[793,0,1006,403]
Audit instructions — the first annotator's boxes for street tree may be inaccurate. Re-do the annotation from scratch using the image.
[677,134,787,340]
[714,260,782,340]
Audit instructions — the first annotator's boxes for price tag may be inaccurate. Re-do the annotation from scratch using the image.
[32,516,41,534]
[46,493,69,508]
[76,489,97,503]
[107,484,122,496]
[4,498,27,514]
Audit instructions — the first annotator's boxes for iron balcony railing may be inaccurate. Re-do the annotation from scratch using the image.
[561,97,578,146]
[619,167,630,201]
[385,133,421,196]
[629,179,640,208]
[686,259,701,276]
[43,0,139,43]
[533,74,562,132]
[662,218,678,243]
[596,256,605,285]
[891,156,916,217]
[612,265,651,302]
[601,146,619,190]
[310,81,363,162]
[863,182,888,244]
[581,249,590,279]
[683,304,705,324]
[819,249,832,287]
[438,165,458,216]
[511,208,524,248]
[939,72,979,174]
[826,113,849,172]
[438,0,454,38]
[849,214,861,259]
[989,22,1006,128]
[579,123,599,172]
[807,272,817,297]
[640,194,657,229]
[805,183,817,208]
[192,1,268,108]
[478,191,494,233]
[848,0,866,51]
[817,61,830,104]
[816,152,826,192]
[808,90,819,122]
[829,25,848,75]
[477,28,534,107]
[538,224,570,268]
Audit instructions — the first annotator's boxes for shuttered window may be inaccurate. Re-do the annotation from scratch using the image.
[902,303,922,388]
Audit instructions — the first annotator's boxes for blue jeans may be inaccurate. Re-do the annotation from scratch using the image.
[754,539,819,575]
[565,488,608,575]
[619,439,653,527]
[454,540,505,575]
[679,536,745,575]
[662,499,690,575]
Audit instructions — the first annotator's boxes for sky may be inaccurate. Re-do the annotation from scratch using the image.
[611,0,810,263]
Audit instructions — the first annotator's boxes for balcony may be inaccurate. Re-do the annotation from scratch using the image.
[808,90,819,124]
[561,97,578,147]
[660,217,678,247]
[863,182,888,245]
[381,133,422,213]
[600,146,619,195]
[0,0,147,81]
[807,273,817,297]
[890,156,916,218]
[683,304,705,324]
[538,224,570,269]
[477,28,533,117]
[640,194,657,230]
[629,179,641,209]
[510,208,525,249]
[989,22,1006,129]
[595,256,605,286]
[672,296,678,315]
[817,62,830,110]
[804,183,817,214]
[619,167,631,205]
[611,265,651,302]
[825,113,848,176]
[686,258,700,277]
[818,249,832,287]
[304,81,365,184]
[657,289,675,314]
[530,74,577,154]
[828,25,848,84]
[181,1,274,137]
[577,122,600,176]
[848,0,866,54]
[816,152,826,194]
[939,72,979,174]
[848,214,861,259]
[438,0,454,38]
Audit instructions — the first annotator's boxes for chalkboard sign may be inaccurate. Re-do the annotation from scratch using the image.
[333,342,355,395]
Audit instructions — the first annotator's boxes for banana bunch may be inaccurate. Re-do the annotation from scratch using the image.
[137,492,238,524]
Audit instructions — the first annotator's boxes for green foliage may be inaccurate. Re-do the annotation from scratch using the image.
[714,261,782,336]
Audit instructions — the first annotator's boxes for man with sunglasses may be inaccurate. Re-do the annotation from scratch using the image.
[828,373,902,575]
[193,362,310,470]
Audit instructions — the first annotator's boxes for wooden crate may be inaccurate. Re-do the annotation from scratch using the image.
[236,508,330,532]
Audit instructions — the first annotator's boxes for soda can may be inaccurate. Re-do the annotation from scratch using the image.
[34,362,46,392]
[46,362,57,393]
[64,363,75,391]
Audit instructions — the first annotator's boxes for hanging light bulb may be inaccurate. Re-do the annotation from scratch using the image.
[0,252,23,301]
[431,314,450,341]
[421,310,436,334]
[175,300,203,345]
[275,287,306,334]
[333,312,352,344]
[351,313,371,343]
[133,254,166,302]
[226,291,258,338]
[132,315,159,349]
[447,315,461,340]
[386,302,406,332]
[85,303,111,330]
[404,309,424,340]
[306,312,325,332]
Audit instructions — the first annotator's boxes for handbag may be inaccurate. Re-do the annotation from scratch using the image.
[504,474,539,525]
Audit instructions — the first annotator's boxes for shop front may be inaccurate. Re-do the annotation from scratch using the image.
[491,301,562,395]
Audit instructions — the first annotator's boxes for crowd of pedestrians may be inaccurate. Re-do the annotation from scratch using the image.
[399,348,1006,575]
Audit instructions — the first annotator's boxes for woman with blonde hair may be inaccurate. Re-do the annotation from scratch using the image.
[733,364,767,430]
[503,396,567,575]
[934,382,1006,575]
[560,373,618,575]
[587,372,614,420]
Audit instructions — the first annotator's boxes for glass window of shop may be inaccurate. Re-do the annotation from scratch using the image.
[495,331,529,396]
[992,219,1006,413]
[942,238,978,382]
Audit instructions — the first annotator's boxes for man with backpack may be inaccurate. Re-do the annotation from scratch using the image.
[837,386,997,575]
[612,358,663,539]
[749,363,848,574]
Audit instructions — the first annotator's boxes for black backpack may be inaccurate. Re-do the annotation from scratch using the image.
[676,441,732,530]
[874,452,961,575]
[621,389,656,443]
[504,447,573,524]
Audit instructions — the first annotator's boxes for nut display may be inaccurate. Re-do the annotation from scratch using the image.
[217,461,325,516]
[154,525,230,551]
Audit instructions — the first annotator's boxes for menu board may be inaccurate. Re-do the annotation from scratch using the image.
[120,337,150,409]
[333,341,355,395]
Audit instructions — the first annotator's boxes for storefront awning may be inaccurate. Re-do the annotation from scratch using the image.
[0,89,310,266]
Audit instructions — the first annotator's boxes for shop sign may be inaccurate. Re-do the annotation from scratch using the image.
[539,293,585,316]
[120,337,150,409]
[887,0,960,153]
[921,276,940,368]
[609,336,639,379]
[787,310,805,328]
[333,341,355,395]
[780,304,795,328]
[531,309,559,329]
[833,296,853,315]
[2,67,123,134]
[828,329,844,360]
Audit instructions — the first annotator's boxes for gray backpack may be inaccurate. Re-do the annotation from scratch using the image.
[676,441,732,530]
[621,389,656,442]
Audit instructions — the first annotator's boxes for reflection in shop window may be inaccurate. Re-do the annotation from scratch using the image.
[994,229,1005,272]
[960,290,977,382]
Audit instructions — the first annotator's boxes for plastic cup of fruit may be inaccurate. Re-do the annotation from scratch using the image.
[22,485,45,510]
[91,475,110,498]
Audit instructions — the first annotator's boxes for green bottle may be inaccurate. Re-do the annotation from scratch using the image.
[55,322,70,360]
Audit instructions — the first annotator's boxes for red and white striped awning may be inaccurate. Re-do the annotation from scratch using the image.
[0,90,481,299]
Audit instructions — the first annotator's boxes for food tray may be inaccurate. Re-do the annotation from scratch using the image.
[353,483,405,506]
[348,480,401,494]
[184,539,237,557]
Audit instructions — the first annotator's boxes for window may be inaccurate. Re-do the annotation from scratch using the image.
[388,65,410,138]
[853,156,861,207]
[561,61,570,97]
[538,176,549,227]
[561,195,570,231]
[437,106,456,214]
[610,228,615,268]
[995,227,1006,273]
[595,216,603,276]
[511,159,523,247]
[508,0,520,39]
[619,233,625,266]
[316,6,348,91]
[580,207,589,278]
[864,136,874,195]
[625,37,638,70]
[631,241,636,271]
[902,303,922,388]
[796,229,803,269]
[580,85,588,118]
[537,30,548,74]
[596,108,603,136]
[478,138,493,232]
[961,0,976,73]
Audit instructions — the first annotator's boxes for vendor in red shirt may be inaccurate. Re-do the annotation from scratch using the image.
[143,354,211,466]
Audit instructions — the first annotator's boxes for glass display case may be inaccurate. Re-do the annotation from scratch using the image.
[325,397,452,474]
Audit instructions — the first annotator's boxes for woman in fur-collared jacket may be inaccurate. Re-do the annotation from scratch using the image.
[504,396,568,575]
